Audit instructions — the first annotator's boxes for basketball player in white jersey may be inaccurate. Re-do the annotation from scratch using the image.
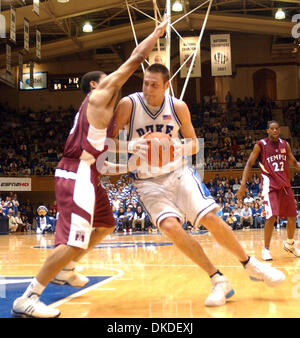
[112,63,286,307]
[11,18,169,318]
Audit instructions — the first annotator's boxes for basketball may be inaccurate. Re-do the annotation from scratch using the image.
[139,132,175,168]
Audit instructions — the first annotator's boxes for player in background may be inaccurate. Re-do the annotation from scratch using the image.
[237,120,300,261]
[11,17,169,318]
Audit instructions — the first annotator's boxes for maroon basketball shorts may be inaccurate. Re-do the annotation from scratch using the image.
[263,186,297,219]
[54,162,114,249]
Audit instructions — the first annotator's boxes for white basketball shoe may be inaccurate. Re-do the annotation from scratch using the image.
[11,294,60,318]
[52,268,89,287]
[283,241,300,257]
[205,275,235,307]
[262,248,273,261]
[244,256,285,287]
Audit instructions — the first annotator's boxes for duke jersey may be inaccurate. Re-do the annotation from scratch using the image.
[125,92,183,179]
[257,137,291,191]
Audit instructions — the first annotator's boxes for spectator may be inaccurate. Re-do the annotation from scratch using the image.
[8,209,18,232]
[112,195,121,211]
[117,207,126,232]
[111,206,119,230]
[254,193,262,204]
[235,158,243,168]
[0,200,8,216]
[49,200,57,214]
[244,194,254,205]
[226,212,238,230]
[225,91,232,109]
[249,180,260,197]
[297,208,300,228]
[222,202,231,220]
[232,178,241,194]
[233,207,241,228]
[216,204,223,218]
[240,204,253,229]
[122,207,134,233]
[21,214,31,232]
[252,202,264,229]
[0,208,9,230]
[132,205,145,231]
[15,212,26,232]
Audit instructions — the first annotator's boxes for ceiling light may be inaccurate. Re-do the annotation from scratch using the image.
[57,0,70,3]
[172,1,183,12]
[275,8,285,20]
[83,22,93,33]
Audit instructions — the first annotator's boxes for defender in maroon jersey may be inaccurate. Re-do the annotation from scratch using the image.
[237,120,300,261]
[11,17,169,318]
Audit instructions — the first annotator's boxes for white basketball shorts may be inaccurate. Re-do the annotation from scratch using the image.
[133,167,218,227]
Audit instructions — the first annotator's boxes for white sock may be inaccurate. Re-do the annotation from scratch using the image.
[23,278,46,298]
[287,239,294,245]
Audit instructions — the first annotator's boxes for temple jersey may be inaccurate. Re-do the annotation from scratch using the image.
[257,137,291,191]
[59,93,111,171]
[125,92,183,179]
[54,93,115,249]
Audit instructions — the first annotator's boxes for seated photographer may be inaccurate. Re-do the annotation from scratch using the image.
[226,212,238,230]
[240,204,253,229]
[132,205,146,231]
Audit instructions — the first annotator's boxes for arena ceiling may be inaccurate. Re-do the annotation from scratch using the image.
[0,0,299,68]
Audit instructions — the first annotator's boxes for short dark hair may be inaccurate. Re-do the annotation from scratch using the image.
[145,63,170,83]
[267,120,280,128]
[81,71,105,95]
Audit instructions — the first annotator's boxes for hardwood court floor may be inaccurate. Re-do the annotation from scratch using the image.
[1,228,300,318]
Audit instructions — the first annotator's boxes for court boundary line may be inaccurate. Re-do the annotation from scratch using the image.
[48,267,124,309]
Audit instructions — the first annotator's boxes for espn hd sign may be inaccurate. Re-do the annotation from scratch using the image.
[0,178,31,191]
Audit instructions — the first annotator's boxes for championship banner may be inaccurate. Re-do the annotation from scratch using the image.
[10,7,16,43]
[0,178,31,191]
[210,34,232,76]
[24,18,29,52]
[19,53,23,83]
[36,29,41,60]
[148,38,166,65]
[33,0,39,16]
[179,36,201,78]
[0,13,5,39]
[6,44,11,74]
[0,0,5,39]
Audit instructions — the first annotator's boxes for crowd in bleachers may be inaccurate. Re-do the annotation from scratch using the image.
[1,95,298,176]
[101,175,154,233]
[0,96,275,176]
[0,192,34,232]
[0,191,59,233]
[0,101,76,176]
[188,94,276,170]
[283,99,300,161]
[1,95,300,234]
[283,99,300,137]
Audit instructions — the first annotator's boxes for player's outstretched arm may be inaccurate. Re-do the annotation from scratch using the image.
[101,15,168,91]
[87,16,168,129]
